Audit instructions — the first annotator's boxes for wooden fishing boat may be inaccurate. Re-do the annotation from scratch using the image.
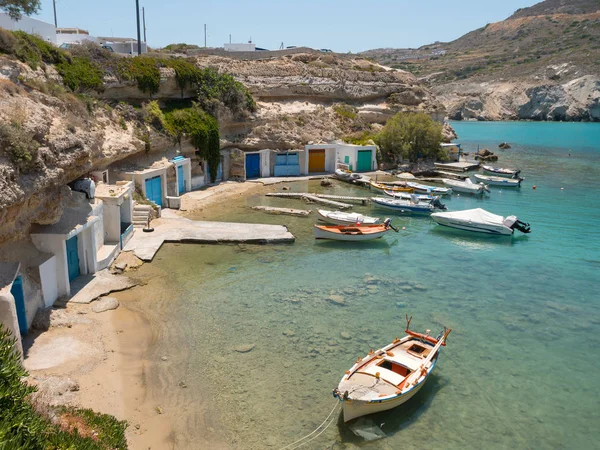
[333,316,451,422]
[431,208,531,235]
[474,173,522,187]
[372,196,446,214]
[317,209,380,226]
[482,165,521,178]
[314,219,397,241]
[369,180,413,194]
[406,181,452,196]
[442,178,489,194]
[334,169,371,185]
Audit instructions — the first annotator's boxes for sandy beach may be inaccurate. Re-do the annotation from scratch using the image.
[22,181,264,450]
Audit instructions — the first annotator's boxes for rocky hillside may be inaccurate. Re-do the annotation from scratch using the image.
[0,35,449,243]
[362,0,600,121]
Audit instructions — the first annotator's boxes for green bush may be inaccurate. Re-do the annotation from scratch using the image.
[375,112,443,163]
[333,104,357,121]
[9,30,67,69]
[164,104,220,182]
[0,324,128,449]
[116,56,162,96]
[57,56,104,92]
[0,122,40,173]
[143,100,167,130]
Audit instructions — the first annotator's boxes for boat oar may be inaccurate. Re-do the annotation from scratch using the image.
[404,328,452,388]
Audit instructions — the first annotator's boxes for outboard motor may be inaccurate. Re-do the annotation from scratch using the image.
[431,197,447,211]
[504,216,531,234]
[384,218,399,232]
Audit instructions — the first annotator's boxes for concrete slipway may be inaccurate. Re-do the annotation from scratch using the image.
[124,216,295,262]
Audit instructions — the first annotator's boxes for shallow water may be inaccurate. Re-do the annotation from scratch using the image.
[125,122,600,449]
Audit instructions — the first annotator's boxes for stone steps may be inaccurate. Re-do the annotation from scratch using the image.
[133,203,152,228]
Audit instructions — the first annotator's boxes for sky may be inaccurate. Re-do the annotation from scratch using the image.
[36,0,541,52]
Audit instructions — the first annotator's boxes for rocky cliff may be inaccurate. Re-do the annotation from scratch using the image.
[0,57,144,244]
[362,0,600,122]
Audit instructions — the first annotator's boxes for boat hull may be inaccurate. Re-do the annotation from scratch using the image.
[317,210,380,226]
[372,198,436,214]
[482,166,520,178]
[474,174,521,187]
[442,179,485,194]
[431,216,513,235]
[314,226,387,241]
[342,375,428,422]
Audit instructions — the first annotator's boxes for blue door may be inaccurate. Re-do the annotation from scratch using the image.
[177,166,185,194]
[145,176,163,206]
[66,235,80,282]
[10,276,27,336]
[245,153,260,179]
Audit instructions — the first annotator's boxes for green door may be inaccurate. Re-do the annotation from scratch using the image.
[66,235,80,281]
[357,150,372,172]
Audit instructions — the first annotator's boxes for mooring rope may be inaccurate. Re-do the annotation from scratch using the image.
[279,400,341,450]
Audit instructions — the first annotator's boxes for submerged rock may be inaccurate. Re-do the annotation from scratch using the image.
[234,343,256,353]
[327,295,345,306]
[340,331,352,340]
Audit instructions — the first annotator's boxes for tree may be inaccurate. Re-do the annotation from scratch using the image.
[376,112,443,163]
[1,0,41,20]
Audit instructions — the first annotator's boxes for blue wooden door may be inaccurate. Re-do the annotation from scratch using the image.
[10,276,27,335]
[145,176,163,206]
[66,235,80,282]
[177,166,185,194]
[245,153,260,179]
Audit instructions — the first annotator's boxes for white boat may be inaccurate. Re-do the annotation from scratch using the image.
[383,190,434,202]
[406,182,452,196]
[314,219,398,241]
[431,208,531,235]
[442,178,489,194]
[333,317,451,422]
[372,196,446,214]
[482,165,521,178]
[334,169,370,185]
[473,173,522,187]
[317,209,380,226]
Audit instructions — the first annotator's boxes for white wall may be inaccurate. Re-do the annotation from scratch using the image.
[103,203,121,243]
[56,34,98,46]
[39,256,58,308]
[0,292,22,357]
[31,235,69,297]
[99,40,148,55]
[224,43,255,52]
[173,158,192,196]
[260,150,271,178]
[0,13,56,43]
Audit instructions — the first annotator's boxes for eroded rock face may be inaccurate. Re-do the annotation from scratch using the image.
[434,74,600,122]
[0,58,144,244]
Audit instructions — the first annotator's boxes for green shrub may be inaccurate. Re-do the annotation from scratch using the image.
[0,122,40,173]
[143,100,167,130]
[0,324,128,449]
[164,104,220,182]
[333,104,357,121]
[10,30,67,69]
[57,56,104,92]
[117,56,162,95]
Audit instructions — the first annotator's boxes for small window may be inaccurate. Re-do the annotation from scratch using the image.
[408,344,426,355]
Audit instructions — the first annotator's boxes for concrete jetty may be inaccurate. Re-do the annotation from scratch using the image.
[124,217,295,261]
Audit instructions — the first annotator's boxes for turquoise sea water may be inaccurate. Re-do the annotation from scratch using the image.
[122,122,600,449]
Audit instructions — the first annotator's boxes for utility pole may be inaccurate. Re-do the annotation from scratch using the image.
[53,0,57,27]
[142,7,147,42]
[135,0,142,56]
[229,34,231,44]
[204,24,207,47]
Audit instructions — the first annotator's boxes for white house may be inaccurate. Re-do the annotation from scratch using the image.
[224,43,256,52]
[114,166,168,209]
[94,181,135,256]
[56,27,98,46]
[304,143,377,175]
[0,13,56,43]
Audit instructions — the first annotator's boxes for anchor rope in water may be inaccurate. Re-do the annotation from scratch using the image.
[445,354,532,450]
[279,400,341,450]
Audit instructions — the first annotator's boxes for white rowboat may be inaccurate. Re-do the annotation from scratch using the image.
[317,209,380,226]
[314,219,397,241]
[482,165,521,178]
[431,208,531,235]
[406,182,452,196]
[442,178,489,194]
[333,318,451,422]
[372,196,446,214]
[473,173,522,187]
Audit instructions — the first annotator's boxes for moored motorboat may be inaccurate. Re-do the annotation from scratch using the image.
[314,219,398,241]
[431,208,531,235]
[442,178,489,194]
[372,196,446,214]
[383,190,434,202]
[482,165,521,178]
[333,316,451,422]
[474,173,522,187]
[406,181,452,196]
[369,180,413,194]
[317,209,381,226]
